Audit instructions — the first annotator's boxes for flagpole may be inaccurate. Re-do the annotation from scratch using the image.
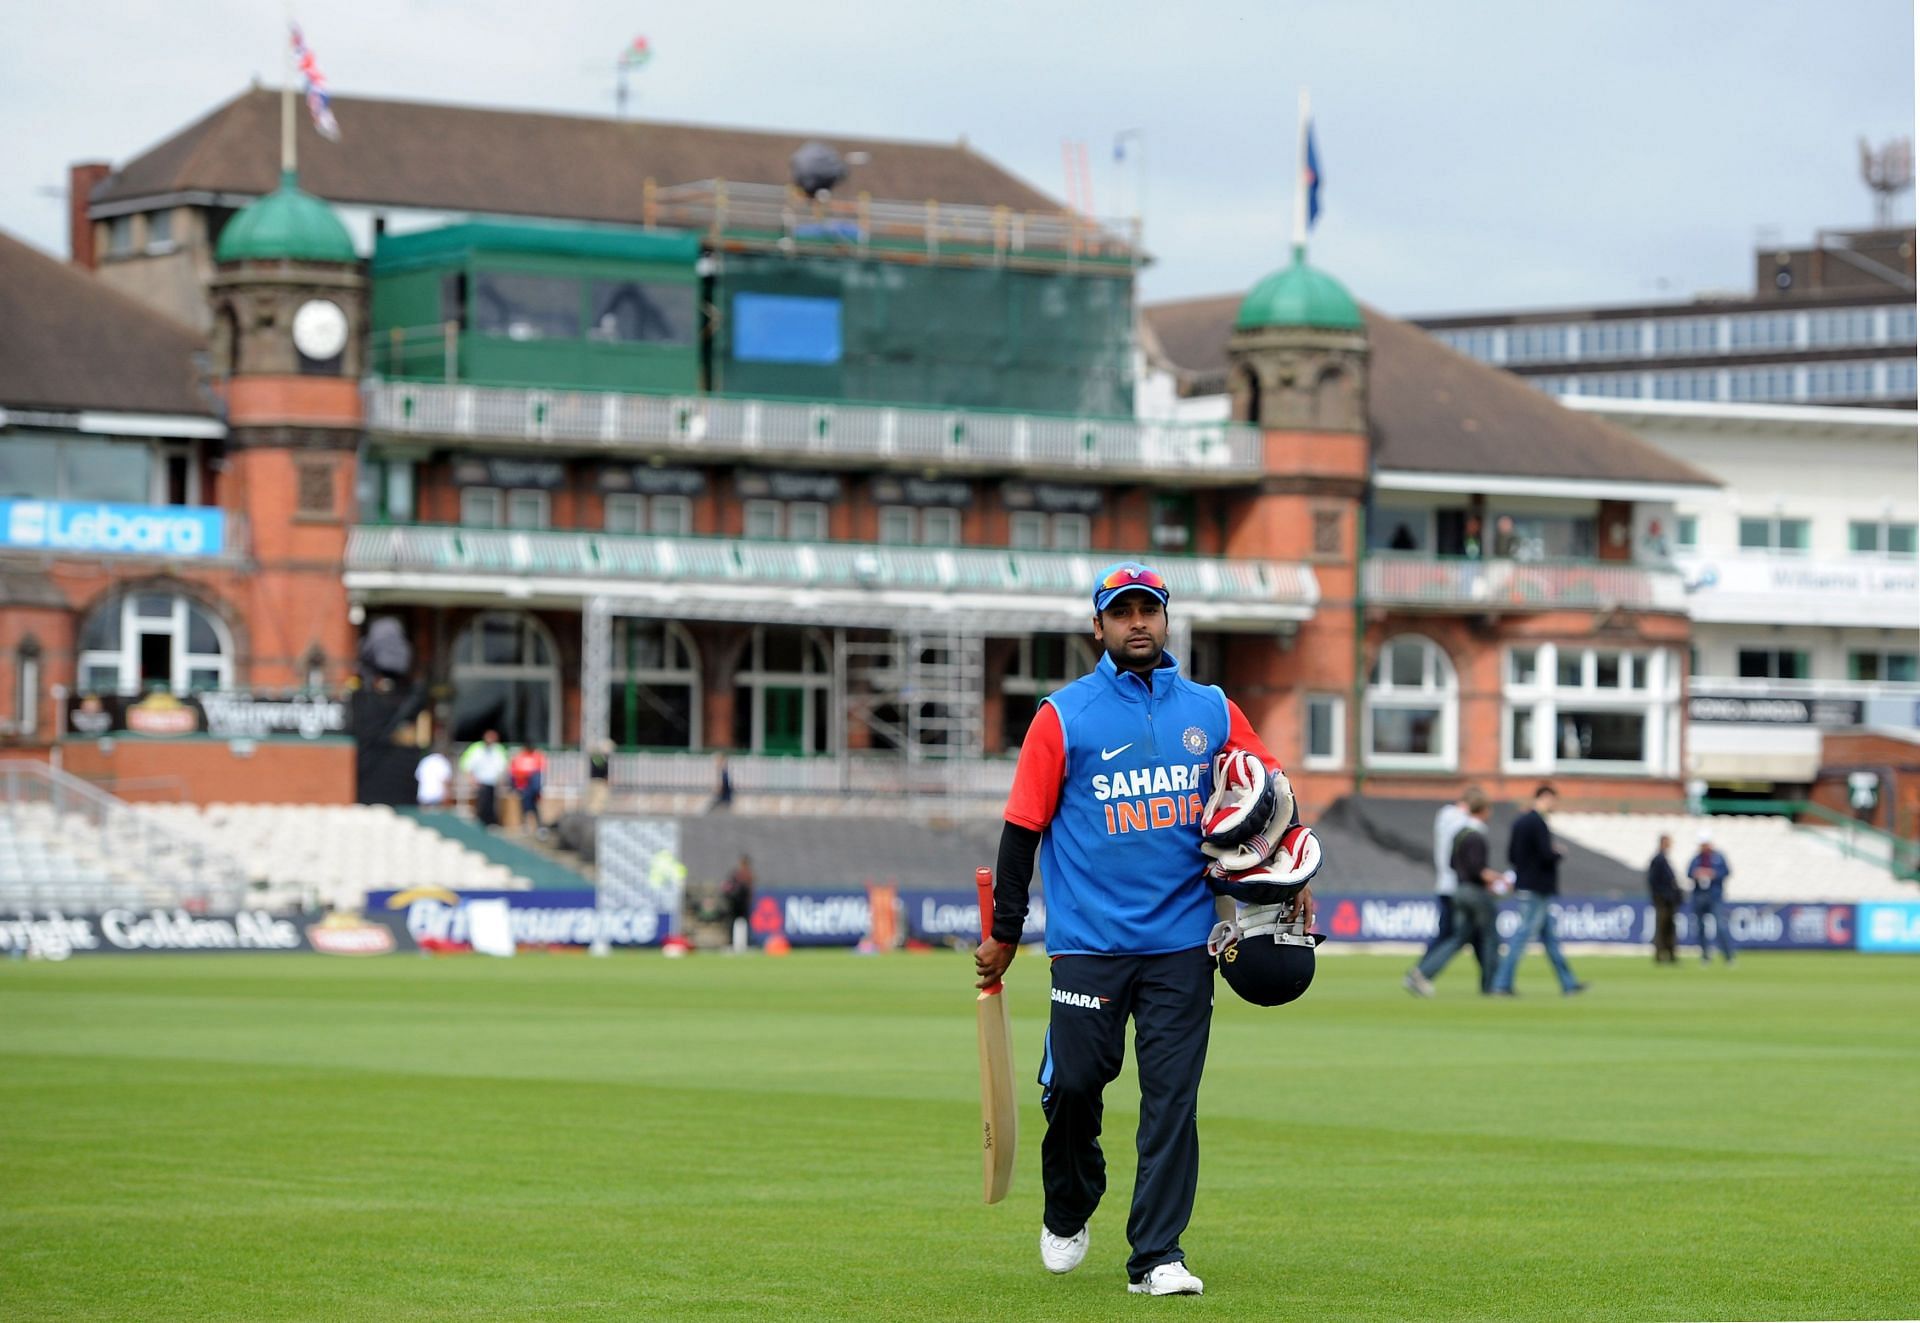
[1292,87,1309,261]
[281,11,296,180]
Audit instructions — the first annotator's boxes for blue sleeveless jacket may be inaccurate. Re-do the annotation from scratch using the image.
[1040,651,1232,956]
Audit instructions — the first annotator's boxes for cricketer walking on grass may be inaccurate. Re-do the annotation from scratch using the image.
[972,561,1320,1297]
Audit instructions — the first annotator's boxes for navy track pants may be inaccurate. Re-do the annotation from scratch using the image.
[1039,947,1214,1280]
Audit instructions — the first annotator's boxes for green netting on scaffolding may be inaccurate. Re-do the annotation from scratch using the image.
[713,254,1134,417]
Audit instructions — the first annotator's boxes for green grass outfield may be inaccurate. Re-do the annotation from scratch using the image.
[2,950,1916,1321]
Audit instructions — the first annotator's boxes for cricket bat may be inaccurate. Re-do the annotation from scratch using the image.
[976,865,1017,1205]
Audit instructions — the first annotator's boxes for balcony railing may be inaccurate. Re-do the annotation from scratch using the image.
[537,748,1019,802]
[363,376,1264,481]
[1689,676,1920,703]
[346,525,1318,620]
[1364,553,1687,613]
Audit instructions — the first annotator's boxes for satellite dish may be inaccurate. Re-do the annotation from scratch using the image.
[791,141,849,198]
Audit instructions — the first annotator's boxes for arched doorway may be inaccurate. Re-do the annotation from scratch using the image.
[76,591,234,695]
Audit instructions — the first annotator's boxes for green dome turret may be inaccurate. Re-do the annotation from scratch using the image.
[215,171,357,265]
[1235,245,1363,332]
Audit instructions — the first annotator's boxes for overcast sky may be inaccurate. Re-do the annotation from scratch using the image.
[3,0,1912,313]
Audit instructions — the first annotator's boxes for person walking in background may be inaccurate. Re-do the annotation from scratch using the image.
[711,752,734,813]
[1405,788,1501,997]
[1491,785,1587,997]
[586,739,614,815]
[1425,790,1491,992]
[1647,833,1681,964]
[1687,828,1735,965]
[460,729,509,828]
[509,742,548,837]
[414,743,453,810]
[722,854,755,953]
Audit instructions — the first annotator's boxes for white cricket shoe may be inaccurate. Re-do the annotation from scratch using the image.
[1040,1225,1089,1273]
[1128,1261,1204,1296]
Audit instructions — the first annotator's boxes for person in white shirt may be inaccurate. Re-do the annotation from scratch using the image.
[460,730,510,827]
[414,746,454,809]
[1426,791,1493,992]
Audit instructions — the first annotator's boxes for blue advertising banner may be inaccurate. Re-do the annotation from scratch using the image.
[1316,894,1856,952]
[743,888,1046,948]
[0,499,225,557]
[904,890,1048,945]
[364,888,669,949]
[1856,902,1920,953]
[735,890,1863,951]
[748,889,873,948]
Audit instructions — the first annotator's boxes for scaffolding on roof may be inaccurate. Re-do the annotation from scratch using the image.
[642,179,1142,271]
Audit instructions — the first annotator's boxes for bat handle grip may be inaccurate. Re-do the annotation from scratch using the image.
[975,867,994,943]
[975,866,1004,994]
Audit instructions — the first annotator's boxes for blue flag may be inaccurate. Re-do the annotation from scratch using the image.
[1304,122,1322,229]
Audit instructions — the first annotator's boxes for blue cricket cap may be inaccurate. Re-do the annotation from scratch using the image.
[1093,561,1171,614]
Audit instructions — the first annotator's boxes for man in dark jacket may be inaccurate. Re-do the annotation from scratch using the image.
[1647,834,1681,964]
[1404,788,1500,997]
[1491,785,1587,996]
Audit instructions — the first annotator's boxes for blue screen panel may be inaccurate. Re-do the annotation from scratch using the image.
[733,294,843,365]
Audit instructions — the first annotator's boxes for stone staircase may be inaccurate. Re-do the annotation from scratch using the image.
[402,810,593,891]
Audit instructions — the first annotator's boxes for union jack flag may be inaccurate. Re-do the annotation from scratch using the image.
[290,23,340,142]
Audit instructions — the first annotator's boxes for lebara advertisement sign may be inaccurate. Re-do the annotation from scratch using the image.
[0,499,225,557]
[1856,902,1920,953]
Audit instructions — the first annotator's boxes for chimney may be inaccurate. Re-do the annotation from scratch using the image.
[68,162,112,270]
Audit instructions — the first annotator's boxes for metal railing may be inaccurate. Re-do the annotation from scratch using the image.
[647,178,1140,266]
[363,375,1265,480]
[537,748,1018,800]
[1699,797,1920,882]
[1689,676,1920,702]
[346,524,1318,612]
[0,759,251,911]
[1363,553,1687,613]
[1558,794,1920,883]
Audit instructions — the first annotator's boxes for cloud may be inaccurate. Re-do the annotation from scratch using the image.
[2,0,1910,316]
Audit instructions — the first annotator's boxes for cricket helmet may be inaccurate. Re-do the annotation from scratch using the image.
[1219,932,1319,1007]
[1216,902,1324,1007]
